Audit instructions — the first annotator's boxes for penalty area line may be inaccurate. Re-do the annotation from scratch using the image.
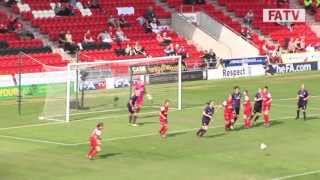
[0,134,75,146]
[272,170,320,180]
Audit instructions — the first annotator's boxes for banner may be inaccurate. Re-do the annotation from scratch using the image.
[281,51,320,64]
[149,70,203,84]
[207,65,265,80]
[0,84,47,99]
[223,56,267,67]
[78,79,106,91]
[267,61,318,74]
[131,63,187,75]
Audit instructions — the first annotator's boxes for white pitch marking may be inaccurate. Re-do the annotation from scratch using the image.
[272,170,320,180]
[0,121,65,131]
[0,134,74,146]
[278,95,320,101]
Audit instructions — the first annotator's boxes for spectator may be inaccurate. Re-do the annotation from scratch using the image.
[243,9,254,27]
[97,30,113,44]
[119,15,130,28]
[164,44,176,56]
[115,27,129,42]
[83,30,95,44]
[137,16,146,26]
[202,49,217,68]
[175,44,188,59]
[262,40,275,57]
[133,42,147,56]
[143,21,153,33]
[270,41,282,64]
[144,6,157,23]
[277,0,288,7]
[195,0,206,4]
[287,37,296,53]
[56,3,74,16]
[150,18,160,33]
[108,15,118,27]
[296,36,306,52]
[125,44,135,56]
[157,32,172,46]
[64,31,78,54]
[0,23,8,33]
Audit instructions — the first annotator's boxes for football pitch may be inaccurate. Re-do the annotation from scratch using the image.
[0,71,320,180]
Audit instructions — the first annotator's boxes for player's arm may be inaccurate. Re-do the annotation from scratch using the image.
[159,107,167,120]
[202,110,212,119]
[304,92,310,101]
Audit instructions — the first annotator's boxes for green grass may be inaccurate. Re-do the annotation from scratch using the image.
[1,71,320,180]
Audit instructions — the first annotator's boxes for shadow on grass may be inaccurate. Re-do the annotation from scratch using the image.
[233,120,284,131]
[167,131,188,137]
[304,116,320,121]
[137,121,158,126]
[99,153,122,159]
[204,132,226,138]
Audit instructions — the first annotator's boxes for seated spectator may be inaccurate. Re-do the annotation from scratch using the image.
[55,3,74,16]
[157,32,172,46]
[143,21,153,33]
[115,27,129,43]
[175,44,188,59]
[125,44,135,56]
[287,37,296,53]
[150,18,161,33]
[164,44,176,56]
[0,23,8,33]
[133,42,147,56]
[202,49,217,68]
[137,16,146,26]
[97,30,113,47]
[144,6,157,23]
[243,10,254,27]
[108,15,118,27]
[64,31,78,54]
[84,0,100,9]
[296,36,306,52]
[7,16,19,32]
[195,0,206,4]
[119,15,130,28]
[83,30,95,44]
[17,29,35,40]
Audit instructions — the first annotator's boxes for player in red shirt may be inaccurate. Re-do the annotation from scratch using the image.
[223,94,235,131]
[87,122,104,160]
[243,90,252,128]
[159,100,170,138]
[262,86,272,127]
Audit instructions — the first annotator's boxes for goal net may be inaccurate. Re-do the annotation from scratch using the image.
[41,56,183,122]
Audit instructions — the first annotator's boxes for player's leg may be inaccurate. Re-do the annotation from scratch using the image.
[296,103,301,120]
[233,107,240,122]
[263,107,270,126]
[199,125,208,137]
[302,104,307,120]
[160,123,168,138]
[197,120,208,137]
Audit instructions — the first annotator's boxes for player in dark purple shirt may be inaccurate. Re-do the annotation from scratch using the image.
[251,88,263,123]
[232,86,241,122]
[296,84,309,120]
[196,101,215,137]
[127,94,138,126]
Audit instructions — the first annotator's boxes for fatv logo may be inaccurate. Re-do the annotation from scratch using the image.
[263,9,305,23]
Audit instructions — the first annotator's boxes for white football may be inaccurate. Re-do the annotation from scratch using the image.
[38,116,45,120]
[260,143,267,150]
[146,94,153,100]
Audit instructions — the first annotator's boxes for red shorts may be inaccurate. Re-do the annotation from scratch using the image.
[224,112,234,121]
[262,104,271,112]
[137,96,144,107]
[90,137,100,147]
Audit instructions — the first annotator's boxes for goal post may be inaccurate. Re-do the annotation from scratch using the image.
[43,56,183,123]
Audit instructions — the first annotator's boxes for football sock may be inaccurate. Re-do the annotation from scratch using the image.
[196,128,204,136]
[303,111,306,120]
[129,115,132,123]
[254,115,259,122]
[133,116,137,124]
[90,149,97,158]
[263,115,269,125]
[296,110,300,119]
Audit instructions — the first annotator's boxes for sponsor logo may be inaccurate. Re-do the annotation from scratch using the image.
[222,67,246,78]
[270,62,318,74]
[131,63,187,75]
[263,9,305,23]
[79,80,106,91]
[224,56,267,67]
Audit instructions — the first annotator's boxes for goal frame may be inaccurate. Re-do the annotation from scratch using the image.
[65,56,182,122]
